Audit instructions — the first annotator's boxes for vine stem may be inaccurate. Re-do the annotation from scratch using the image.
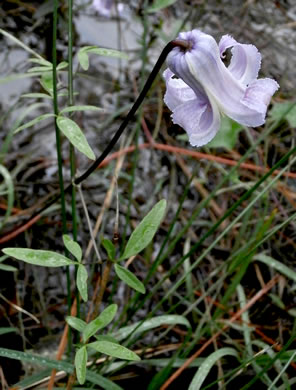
[4,39,189,231]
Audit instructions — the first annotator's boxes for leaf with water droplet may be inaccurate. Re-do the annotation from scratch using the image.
[2,248,77,267]
[88,340,140,361]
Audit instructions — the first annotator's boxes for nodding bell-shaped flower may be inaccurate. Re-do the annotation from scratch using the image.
[163,30,279,147]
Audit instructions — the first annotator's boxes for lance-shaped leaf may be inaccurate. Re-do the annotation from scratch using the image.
[114,264,145,294]
[75,346,88,385]
[2,248,77,267]
[57,116,95,160]
[14,113,55,134]
[60,105,103,114]
[66,316,87,332]
[147,0,178,13]
[77,265,88,302]
[83,304,117,342]
[63,234,82,262]
[88,340,140,361]
[78,46,128,71]
[120,199,166,260]
[102,239,116,261]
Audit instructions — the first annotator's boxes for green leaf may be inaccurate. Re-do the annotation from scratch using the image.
[27,66,52,73]
[95,335,119,344]
[56,116,95,160]
[66,316,87,332]
[78,46,128,71]
[188,348,239,390]
[83,304,118,342]
[269,102,296,127]
[0,164,14,231]
[40,72,54,95]
[88,340,140,361]
[77,265,88,302]
[269,293,285,310]
[114,264,145,294]
[21,93,52,99]
[28,57,52,67]
[0,347,123,390]
[0,263,18,272]
[75,346,87,385]
[121,199,166,260]
[2,248,76,267]
[78,50,89,71]
[63,234,82,262]
[102,239,116,260]
[60,105,103,114]
[0,28,44,60]
[13,369,52,389]
[111,315,191,342]
[0,327,17,335]
[254,254,296,283]
[56,61,68,70]
[208,117,243,149]
[13,113,55,134]
[147,0,178,13]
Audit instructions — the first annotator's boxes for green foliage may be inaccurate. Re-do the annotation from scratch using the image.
[78,46,128,71]
[63,234,82,262]
[0,164,14,231]
[77,264,88,302]
[111,315,191,341]
[207,117,243,149]
[56,116,96,160]
[13,113,55,134]
[88,340,141,361]
[21,92,53,99]
[40,72,54,95]
[0,347,123,389]
[254,254,296,283]
[60,105,103,114]
[189,348,239,390]
[0,327,18,335]
[269,102,296,127]
[114,264,146,293]
[75,346,87,385]
[66,316,87,332]
[120,199,166,260]
[102,239,116,261]
[147,0,178,13]
[2,248,77,267]
[83,304,118,342]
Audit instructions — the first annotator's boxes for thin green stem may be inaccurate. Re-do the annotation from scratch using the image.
[67,0,80,321]
[53,0,71,349]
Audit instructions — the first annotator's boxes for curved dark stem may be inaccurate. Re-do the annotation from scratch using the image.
[10,39,188,230]
[74,39,187,185]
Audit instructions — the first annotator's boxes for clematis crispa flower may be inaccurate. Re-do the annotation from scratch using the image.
[163,30,279,147]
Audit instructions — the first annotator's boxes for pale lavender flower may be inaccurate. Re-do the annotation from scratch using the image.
[163,30,279,147]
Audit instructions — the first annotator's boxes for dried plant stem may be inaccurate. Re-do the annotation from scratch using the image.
[91,260,113,320]
[77,184,101,263]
